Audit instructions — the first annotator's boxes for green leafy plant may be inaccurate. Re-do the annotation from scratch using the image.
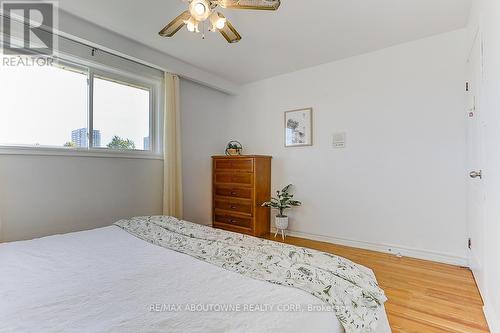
[262,184,302,217]
[63,141,76,148]
[107,136,136,150]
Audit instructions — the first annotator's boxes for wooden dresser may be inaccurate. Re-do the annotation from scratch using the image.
[212,155,272,237]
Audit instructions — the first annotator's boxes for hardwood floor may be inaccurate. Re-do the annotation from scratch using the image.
[263,233,490,333]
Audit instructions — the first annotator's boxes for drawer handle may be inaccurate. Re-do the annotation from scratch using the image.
[229,219,236,223]
[230,205,237,209]
[231,191,237,196]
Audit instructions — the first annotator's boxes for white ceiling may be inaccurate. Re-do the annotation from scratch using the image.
[58,0,471,84]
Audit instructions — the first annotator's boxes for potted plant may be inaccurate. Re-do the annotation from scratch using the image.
[225,141,242,156]
[262,184,302,239]
[227,143,240,155]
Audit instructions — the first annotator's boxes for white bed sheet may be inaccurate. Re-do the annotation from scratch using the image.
[0,226,391,333]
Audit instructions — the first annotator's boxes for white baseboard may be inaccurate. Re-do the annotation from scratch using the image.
[484,303,500,333]
[271,228,468,267]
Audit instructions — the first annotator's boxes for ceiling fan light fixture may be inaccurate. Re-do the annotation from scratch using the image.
[159,0,281,43]
[184,16,199,33]
[216,18,226,29]
[189,0,211,21]
[194,3,206,15]
[209,12,226,30]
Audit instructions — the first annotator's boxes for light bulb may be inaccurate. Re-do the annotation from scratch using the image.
[209,12,226,31]
[190,0,211,21]
[185,17,198,33]
[186,22,195,32]
[215,18,226,30]
[194,3,206,15]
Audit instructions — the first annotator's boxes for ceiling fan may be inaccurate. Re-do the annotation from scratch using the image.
[159,0,281,43]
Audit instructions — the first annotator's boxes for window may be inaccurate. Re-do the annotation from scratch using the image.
[93,76,151,150]
[0,54,161,155]
[0,63,87,147]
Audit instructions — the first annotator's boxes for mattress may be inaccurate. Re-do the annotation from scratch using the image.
[0,226,391,332]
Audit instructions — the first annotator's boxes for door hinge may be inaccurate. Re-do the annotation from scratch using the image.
[466,82,470,92]
[468,238,472,250]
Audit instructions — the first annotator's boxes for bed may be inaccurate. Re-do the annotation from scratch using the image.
[0,217,391,333]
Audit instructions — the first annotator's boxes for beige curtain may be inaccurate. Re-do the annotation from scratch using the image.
[163,73,183,218]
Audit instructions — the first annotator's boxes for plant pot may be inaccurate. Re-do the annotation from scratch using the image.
[274,216,289,240]
[275,216,289,230]
[227,148,240,156]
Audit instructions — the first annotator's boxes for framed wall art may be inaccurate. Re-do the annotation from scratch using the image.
[284,108,313,147]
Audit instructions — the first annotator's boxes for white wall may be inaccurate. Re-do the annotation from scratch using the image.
[225,29,468,265]
[0,155,163,242]
[180,79,231,225]
[467,0,500,330]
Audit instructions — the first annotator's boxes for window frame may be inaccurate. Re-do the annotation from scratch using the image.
[89,68,156,153]
[0,53,163,160]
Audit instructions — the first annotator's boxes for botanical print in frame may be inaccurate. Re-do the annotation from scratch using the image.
[284,108,313,147]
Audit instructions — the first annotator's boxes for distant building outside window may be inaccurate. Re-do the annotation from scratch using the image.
[71,128,101,148]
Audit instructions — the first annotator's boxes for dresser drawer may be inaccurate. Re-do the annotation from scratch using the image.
[214,198,253,215]
[214,158,253,172]
[214,213,252,229]
[212,155,271,237]
[214,185,253,200]
[214,172,253,186]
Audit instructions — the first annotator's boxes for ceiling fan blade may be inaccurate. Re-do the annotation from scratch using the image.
[159,10,191,37]
[217,14,242,43]
[217,0,280,10]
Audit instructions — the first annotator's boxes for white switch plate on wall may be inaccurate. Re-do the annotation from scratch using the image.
[333,132,346,148]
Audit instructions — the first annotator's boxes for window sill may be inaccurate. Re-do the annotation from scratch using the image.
[0,146,163,160]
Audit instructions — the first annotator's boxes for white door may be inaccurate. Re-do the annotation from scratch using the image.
[466,30,485,288]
